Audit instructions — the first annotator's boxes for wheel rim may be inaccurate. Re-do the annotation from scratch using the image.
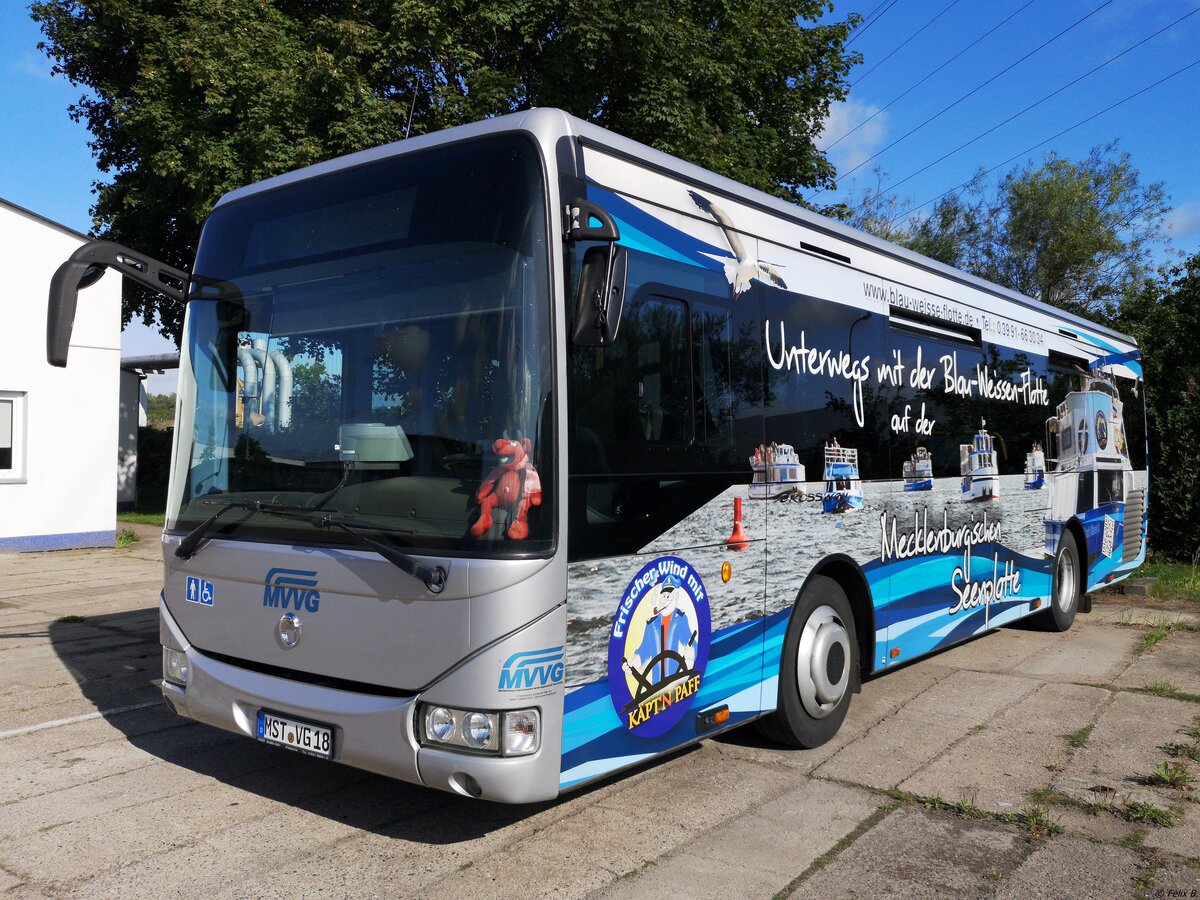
[795,604,851,719]
[1056,548,1077,614]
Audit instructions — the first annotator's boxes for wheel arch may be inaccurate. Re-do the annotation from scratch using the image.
[1063,517,1089,596]
[806,554,876,677]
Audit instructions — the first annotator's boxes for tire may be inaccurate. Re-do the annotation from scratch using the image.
[1040,530,1080,632]
[755,575,857,748]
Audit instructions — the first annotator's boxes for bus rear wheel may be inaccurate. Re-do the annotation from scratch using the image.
[756,575,857,748]
[1039,531,1080,632]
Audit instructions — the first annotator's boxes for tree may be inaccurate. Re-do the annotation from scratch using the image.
[32,0,860,342]
[1120,253,1200,563]
[976,145,1169,320]
[846,145,1169,322]
[145,392,176,429]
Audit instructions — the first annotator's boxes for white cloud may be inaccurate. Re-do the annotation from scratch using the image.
[1165,201,1200,242]
[817,100,888,175]
[9,51,54,80]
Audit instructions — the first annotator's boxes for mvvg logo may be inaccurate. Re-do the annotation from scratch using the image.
[498,646,564,692]
[263,568,321,613]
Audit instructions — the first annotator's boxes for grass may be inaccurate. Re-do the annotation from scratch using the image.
[1121,801,1178,827]
[1134,855,1163,897]
[1159,741,1200,763]
[116,527,140,548]
[1065,725,1094,749]
[1135,681,1200,704]
[54,615,85,624]
[914,793,987,818]
[1139,558,1200,602]
[1016,803,1063,839]
[1117,828,1148,849]
[1027,787,1106,817]
[1137,620,1177,655]
[771,802,900,899]
[1146,760,1193,789]
[117,510,166,526]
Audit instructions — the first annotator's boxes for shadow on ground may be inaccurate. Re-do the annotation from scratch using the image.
[45,608,580,842]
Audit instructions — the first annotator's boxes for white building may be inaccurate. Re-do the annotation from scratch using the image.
[0,198,121,551]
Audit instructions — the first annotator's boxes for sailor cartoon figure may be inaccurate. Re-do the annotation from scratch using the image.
[624,575,696,685]
[608,557,711,738]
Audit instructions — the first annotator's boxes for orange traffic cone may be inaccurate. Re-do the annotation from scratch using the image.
[726,496,749,551]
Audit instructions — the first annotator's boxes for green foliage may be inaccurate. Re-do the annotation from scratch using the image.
[1139,559,1200,601]
[1120,800,1177,827]
[1016,802,1063,839]
[976,145,1168,320]
[117,510,166,525]
[145,393,176,429]
[1122,255,1200,563]
[32,0,860,342]
[1064,725,1093,749]
[1146,760,1192,789]
[850,144,1169,322]
[136,425,173,513]
[116,526,140,548]
[1135,681,1200,704]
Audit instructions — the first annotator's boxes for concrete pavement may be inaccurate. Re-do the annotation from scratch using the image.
[2,533,1199,898]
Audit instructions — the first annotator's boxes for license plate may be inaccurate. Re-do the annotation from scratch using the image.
[256,710,334,760]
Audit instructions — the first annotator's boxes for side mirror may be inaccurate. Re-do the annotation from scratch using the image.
[47,240,188,367]
[567,198,627,347]
[572,244,628,347]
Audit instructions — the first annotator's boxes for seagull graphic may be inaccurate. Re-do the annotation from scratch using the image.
[689,190,786,294]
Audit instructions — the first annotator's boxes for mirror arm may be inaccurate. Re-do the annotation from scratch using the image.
[566,198,620,243]
[47,240,190,367]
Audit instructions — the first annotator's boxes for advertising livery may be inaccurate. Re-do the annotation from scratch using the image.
[45,109,1146,802]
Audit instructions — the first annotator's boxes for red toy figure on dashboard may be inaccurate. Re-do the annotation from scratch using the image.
[470,438,542,540]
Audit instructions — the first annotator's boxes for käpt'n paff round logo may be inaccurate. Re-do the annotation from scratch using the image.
[1095,411,1109,450]
[608,556,710,738]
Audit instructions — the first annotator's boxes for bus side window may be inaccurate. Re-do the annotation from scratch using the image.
[634,298,691,445]
[569,287,743,561]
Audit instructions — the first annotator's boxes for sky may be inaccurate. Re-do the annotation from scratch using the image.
[813,0,1200,246]
[2,0,1199,397]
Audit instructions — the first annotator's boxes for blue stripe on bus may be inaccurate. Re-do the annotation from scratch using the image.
[585,185,730,269]
[560,609,784,782]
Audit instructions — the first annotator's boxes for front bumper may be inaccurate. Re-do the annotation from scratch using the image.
[159,597,563,802]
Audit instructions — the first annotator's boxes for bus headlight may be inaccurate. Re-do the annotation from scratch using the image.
[502,709,540,756]
[418,704,538,756]
[163,647,189,686]
[425,707,455,743]
[462,712,495,749]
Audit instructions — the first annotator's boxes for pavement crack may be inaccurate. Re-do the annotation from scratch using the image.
[771,801,900,899]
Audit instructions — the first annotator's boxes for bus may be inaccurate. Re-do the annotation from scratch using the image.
[46,108,1147,803]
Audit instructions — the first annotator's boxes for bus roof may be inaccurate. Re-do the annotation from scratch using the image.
[214,107,1137,349]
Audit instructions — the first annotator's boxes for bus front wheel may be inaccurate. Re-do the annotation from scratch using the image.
[756,575,857,748]
[1040,531,1080,632]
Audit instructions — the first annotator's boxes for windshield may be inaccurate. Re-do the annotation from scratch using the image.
[168,135,554,556]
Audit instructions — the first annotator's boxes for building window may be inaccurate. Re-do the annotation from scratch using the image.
[0,392,26,483]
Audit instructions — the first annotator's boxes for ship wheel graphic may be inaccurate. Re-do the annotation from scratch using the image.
[620,630,697,716]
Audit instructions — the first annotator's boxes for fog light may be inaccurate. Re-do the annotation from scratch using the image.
[462,712,495,749]
[502,709,540,756]
[163,647,189,686]
[426,707,455,743]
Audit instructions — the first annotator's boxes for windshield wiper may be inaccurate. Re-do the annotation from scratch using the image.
[174,500,446,594]
[319,518,446,594]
